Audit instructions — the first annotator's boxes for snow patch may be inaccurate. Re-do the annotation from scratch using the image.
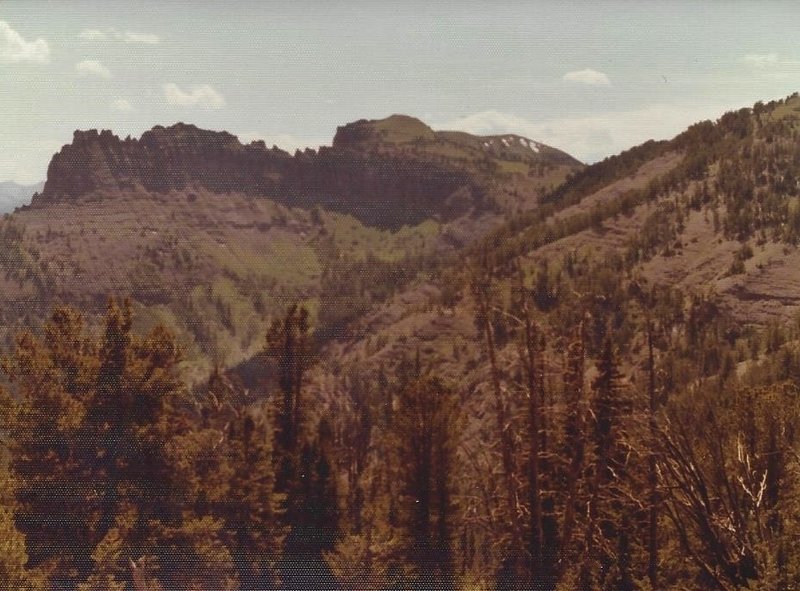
[521,138,540,153]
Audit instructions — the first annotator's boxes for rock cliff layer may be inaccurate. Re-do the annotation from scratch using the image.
[35,117,580,228]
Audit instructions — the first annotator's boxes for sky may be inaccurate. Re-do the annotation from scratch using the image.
[3,1,800,183]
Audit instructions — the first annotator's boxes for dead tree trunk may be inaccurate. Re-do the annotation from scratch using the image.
[130,558,151,591]
[647,319,659,590]
[518,265,544,580]
[472,265,524,580]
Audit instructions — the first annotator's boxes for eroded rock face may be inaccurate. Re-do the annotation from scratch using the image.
[36,123,477,228]
[41,124,289,199]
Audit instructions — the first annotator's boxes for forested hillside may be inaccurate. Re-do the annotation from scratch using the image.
[5,95,800,589]
[0,115,579,383]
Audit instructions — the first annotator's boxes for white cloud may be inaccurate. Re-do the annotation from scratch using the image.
[740,53,800,82]
[741,53,800,71]
[563,68,611,86]
[111,98,134,112]
[75,59,112,79]
[79,28,107,40]
[0,20,49,64]
[434,102,741,163]
[78,28,159,45]
[163,83,226,109]
[124,31,159,45]
[742,53,781,68]
[238,131,325,153]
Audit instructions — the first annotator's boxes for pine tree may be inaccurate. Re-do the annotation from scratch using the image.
[89,297,133,540]
[267,304,340,588]
[471,263,525,583]
[280,418,340,589]
[267,304,311,487]
[659,381,800,589]
[173,367,283,589]
[2,301,206,590]
[0,505,44,591]
[324,370,407,589]
[583,337,634,591]
[1,306,97,588]
[646,319,660,590]
[0,438,44,591]
[149,515,239,590]
[77,526,128,591]
[394,375,458,589]
[558,322,587,577]
[225,408,283,589]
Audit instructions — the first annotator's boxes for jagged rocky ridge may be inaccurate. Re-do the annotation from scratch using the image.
[34,117,578,229]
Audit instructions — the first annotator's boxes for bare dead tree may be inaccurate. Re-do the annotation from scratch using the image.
[130,557,152,591]
[471,259,525,579]
[646,317,659,590]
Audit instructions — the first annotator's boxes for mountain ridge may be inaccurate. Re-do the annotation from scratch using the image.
[333,113,580,166]
[33,116,580,230]
[9,95,800,384]
[0,114,581,378]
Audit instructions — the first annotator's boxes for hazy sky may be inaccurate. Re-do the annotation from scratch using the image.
[3,1,800,183]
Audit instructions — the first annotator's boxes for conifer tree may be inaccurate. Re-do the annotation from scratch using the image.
[0,505,43,591]
[77,526,129,591]
[325,370,405,589]
[267,304,311,486]
[267,304,340,588]
[0,437,43,591]
[90,297,133,539]
[393,375,458,589]
[226,408,283,589]
[471,262,525,583]
[582,337,634,590]
[1,306,97,588]
[280,418,340,589]
[173,366,283,589]
[558,322,587,576]
[646,318,660,590]
[2,301,207,590]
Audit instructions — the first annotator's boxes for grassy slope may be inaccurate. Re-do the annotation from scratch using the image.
[2,190,442,382]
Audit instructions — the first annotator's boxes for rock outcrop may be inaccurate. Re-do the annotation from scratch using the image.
[36,123,476,228]
[35,117,581,228]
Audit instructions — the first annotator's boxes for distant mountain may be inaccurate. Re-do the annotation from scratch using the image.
[34,117,580,229]
[12,94,800,384]
[333,113,580,167]
[0,115,580,378]
[0,181,43,213]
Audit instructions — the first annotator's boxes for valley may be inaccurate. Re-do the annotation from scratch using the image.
[5,94,800,589]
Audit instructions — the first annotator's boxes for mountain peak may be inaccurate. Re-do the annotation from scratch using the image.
[333,114,436,148]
